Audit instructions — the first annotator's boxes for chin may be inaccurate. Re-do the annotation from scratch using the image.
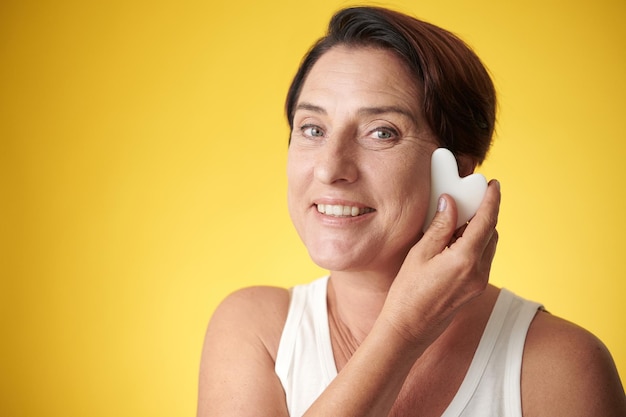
[307,245,393,274]
[307,239,415,276]
[307,248,365,272]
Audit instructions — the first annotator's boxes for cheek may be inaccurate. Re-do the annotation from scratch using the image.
[387,156,430,197]
[389,165,432,225]
[286,150,303,190]
[286,150,309,222]
[286,181,305,245]
[286,145,316,187]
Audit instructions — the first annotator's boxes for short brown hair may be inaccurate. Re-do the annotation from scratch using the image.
[285,6,496,164]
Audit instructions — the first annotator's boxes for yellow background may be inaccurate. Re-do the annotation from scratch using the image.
[1,0,624,415]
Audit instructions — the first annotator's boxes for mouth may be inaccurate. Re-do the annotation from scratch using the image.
[315,204,375,218]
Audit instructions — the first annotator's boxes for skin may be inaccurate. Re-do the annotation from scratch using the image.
[197,46,626,416]
[286,45,438,281]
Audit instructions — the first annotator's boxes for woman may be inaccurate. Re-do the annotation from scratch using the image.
[198,6,625,416]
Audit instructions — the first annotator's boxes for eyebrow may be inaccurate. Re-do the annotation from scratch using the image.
[358,105,415,121]
[295,102,327,114]
[295,102,415,121]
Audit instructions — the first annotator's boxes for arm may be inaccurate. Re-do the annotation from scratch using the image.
[522,311,626,416]
[197,286,291,416]
[197,180,501,416]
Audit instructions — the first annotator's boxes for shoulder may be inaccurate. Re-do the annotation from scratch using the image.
[212,285,291,317]
[197,286,292,416]
[208,286,291,359]
[521,310,626,416]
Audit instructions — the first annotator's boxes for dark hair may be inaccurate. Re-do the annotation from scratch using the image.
[285,6,496,164]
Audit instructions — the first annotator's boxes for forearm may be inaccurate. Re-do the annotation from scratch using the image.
[303,316,424,417]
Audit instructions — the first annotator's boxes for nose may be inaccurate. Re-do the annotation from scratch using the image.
[313,131,359,185]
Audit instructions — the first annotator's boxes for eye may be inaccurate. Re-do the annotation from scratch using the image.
[371,127,398,140]
[357,125,402,150]
[302,124,325,138]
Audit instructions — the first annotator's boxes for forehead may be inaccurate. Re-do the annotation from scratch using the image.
[299,45,421,111]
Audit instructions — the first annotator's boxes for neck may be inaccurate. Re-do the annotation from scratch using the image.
[327,270,396,343]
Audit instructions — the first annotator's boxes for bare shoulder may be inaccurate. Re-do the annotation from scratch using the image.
[197,286,291,416]
[521,310,626,416]
[208,286,291,355]
[212,285,291,315]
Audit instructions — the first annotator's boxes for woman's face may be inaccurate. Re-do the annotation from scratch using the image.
[287,45,438,275]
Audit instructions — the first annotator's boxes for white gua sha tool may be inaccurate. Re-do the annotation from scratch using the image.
[423,148,488,232]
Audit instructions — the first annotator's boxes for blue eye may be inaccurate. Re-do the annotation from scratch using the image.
[372,127,397,140]
[302,125,324,137]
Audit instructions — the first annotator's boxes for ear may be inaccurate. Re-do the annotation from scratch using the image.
[456,155,478,177]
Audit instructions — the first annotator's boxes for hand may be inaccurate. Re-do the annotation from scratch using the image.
[382,179,501,347]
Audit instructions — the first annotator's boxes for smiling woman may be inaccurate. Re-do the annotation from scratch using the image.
[2,1,625,416]
[197,6,626,417]
[287,46,436,272]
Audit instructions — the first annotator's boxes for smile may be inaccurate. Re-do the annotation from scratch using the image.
[316,204,375,217]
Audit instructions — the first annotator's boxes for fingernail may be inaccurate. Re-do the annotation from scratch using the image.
[492,179,500,190]
[437,196,447,212]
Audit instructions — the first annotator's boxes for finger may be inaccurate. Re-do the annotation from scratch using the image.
[484,229,499,264]
[449,223,468,246]
[417,193,458,260]
[456,179,501,254]
[473,228,499,287]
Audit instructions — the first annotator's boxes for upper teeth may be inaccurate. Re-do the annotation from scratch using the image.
[316,204,374,217]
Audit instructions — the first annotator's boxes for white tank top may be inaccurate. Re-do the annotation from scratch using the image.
[275,276,542,416]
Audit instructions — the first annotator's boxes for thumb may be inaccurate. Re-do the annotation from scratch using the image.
[418,194,458,260]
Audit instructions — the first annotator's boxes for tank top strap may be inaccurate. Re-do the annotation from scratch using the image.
[275,276,336,416]
[442,289,516,416]
[442,288,542,416]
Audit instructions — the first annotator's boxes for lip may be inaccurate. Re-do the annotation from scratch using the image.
[313,197,373,207]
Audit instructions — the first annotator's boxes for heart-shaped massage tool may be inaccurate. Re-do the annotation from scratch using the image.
[423,148,488,232]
